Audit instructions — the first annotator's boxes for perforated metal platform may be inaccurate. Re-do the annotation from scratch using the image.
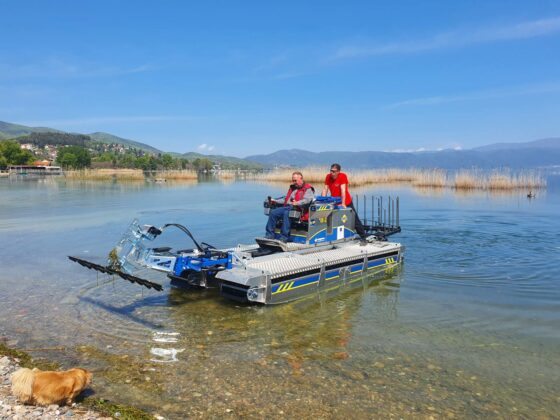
[242,241,400,279]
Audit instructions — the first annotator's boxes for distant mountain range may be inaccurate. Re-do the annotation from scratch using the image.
[2,120,559,169]
[0,121,61,139]
[0,121,161,154]
[245,138,560,169]
[0,120,261,169]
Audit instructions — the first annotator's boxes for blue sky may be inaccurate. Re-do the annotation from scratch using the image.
[1,1,559,157]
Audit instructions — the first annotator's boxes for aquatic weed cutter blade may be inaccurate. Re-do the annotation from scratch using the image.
[67,256,164,291]
[68,219,229,291]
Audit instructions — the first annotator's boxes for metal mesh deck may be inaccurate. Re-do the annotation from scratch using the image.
[246,254,323,277]
[244,242,399,279]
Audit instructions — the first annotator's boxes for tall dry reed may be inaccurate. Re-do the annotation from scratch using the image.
[452,169,546,190]
[248,167,546,191]
[158,170,198,180]
[64,169,145,181]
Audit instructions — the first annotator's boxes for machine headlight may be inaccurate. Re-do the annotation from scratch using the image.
[247,287,259,301]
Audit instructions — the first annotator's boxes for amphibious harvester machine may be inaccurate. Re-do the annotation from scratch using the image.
[69,195,403,304]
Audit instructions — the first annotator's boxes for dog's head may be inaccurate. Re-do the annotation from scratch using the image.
[68,368,93,388]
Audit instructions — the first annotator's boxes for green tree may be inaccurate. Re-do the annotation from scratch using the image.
[57,146,91,169]
[161,154,174,169]
[0,140,35,165]
[192,157,213,171]
[135,155,157,171]
[59,153,78,169]
[119,154,136,168]
[96,152,116,162]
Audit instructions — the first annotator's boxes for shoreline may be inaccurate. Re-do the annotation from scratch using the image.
[0,343,154,420]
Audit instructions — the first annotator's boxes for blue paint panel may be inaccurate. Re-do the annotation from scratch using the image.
[291,235,307,244]
[272,274,321,294]
[293,274,320,288]
[367,255,399,269]
[272,254,400,294]
[350,264,363,273]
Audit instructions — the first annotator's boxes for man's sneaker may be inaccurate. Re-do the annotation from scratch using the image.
[359,238,368,246]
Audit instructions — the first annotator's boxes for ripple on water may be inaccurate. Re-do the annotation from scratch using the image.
[72,279,171,345]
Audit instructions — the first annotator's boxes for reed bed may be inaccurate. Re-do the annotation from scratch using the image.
[248,168,546,190]
[246,167,327,183]
[64,168,199,182]
[410,169,447,188]
[452,169,546,190]
[64,169,145,181]
[158,170,198,180]
[216,171,236,180]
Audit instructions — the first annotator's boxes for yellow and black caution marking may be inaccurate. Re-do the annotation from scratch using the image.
[275,281,295,294]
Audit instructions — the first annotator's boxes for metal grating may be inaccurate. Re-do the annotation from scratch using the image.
[246,254,323,275]
[243,242,400,279]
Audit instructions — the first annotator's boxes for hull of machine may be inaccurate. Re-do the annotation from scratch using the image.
[217,240,403,304]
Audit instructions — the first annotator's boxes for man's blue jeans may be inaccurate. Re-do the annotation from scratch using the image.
[265,205,292,241]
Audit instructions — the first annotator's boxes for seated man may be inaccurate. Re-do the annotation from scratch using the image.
[265,171,314,242]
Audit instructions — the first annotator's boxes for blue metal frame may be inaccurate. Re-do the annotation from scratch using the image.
[173,253,232,277]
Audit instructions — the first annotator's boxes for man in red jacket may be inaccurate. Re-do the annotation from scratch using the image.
[321,163,367,241]
[265,171,315,242]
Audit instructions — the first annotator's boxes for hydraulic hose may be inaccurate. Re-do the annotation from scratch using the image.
[162,223,205,253]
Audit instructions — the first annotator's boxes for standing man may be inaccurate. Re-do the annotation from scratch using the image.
[266,171,315,242]
[321,163,367,241]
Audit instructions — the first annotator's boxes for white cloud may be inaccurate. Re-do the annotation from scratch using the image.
[385,81,560,109]
[197,143,215,152]
[331,16,560,60]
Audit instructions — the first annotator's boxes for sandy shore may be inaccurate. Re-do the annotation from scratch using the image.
[0,355,111,420]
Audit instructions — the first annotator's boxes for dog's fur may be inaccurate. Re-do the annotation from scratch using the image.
[11,367,92,406]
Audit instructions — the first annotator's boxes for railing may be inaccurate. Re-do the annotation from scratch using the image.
[354,195,401,240]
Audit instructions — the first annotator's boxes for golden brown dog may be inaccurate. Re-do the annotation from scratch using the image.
[11,367,92,406]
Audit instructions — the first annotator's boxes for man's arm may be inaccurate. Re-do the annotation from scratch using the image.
[340,183,347,208]
[294,187,315,206]
[321,185,329,196]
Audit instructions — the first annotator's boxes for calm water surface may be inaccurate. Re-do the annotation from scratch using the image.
[0,177,559,418]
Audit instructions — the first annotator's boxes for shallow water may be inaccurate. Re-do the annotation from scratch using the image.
[1,176,559,418]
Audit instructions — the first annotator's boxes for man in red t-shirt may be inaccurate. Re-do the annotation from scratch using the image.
[321,163,367,240]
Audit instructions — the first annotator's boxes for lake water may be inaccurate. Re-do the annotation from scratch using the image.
[1,176,559,418]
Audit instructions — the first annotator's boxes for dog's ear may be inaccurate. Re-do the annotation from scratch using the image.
[32,368,39,372]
